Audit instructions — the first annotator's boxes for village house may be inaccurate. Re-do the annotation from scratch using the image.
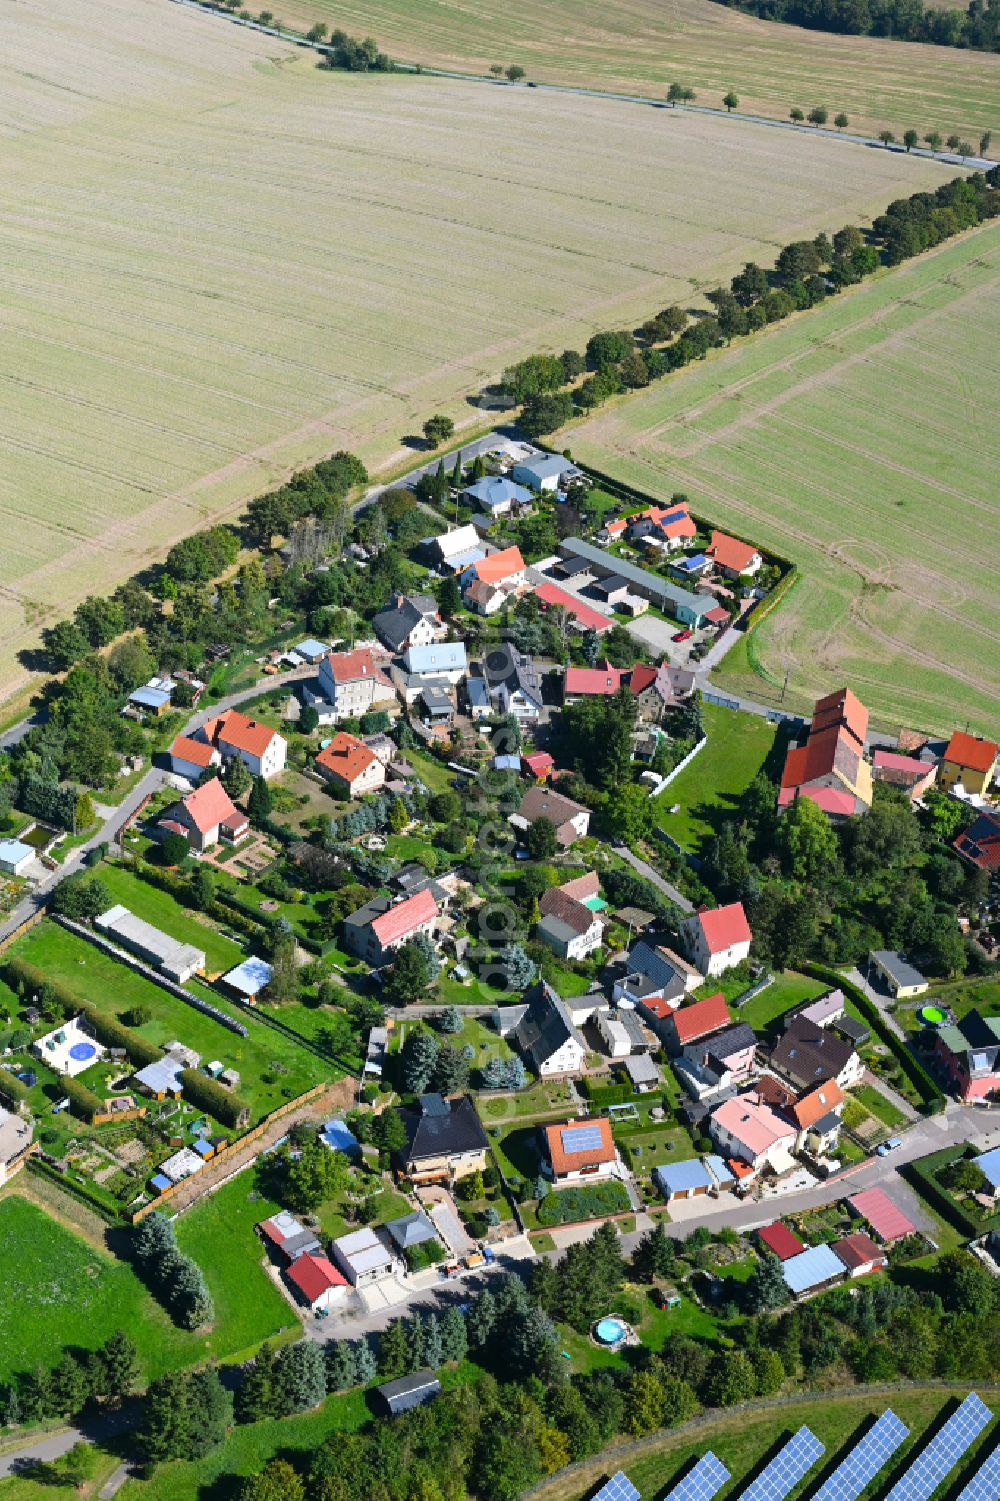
[613,940,701,1021]
[706,530,762,578]
[402,642,468,684]
[315,732,387,798]
[537,872,605,960]
[513,785,591,849]
[395,1093,489,1184]
[562,663,626,702]
[953,809,1000,875]
[625,503,697,550]
[933,1010,1000,1101]
[937,731,998,796]
[463,475,533,517]
[510,454,584,493]
[482,643,544,719]
[342,887,438,967]
[543,1118,618,1183]
[596,1006,652,1059]
[789,1078,845,1155]
[330,1228,400,1287]
[779,686,873,820]
[788,989,845,1030]
[427,523,486,572]
[680,902,752,977]
[307,648,396,725]
[710,1092,798,1176]
[161,777,248,853]
[872,749,937,802]
[198,709,287,781]
[373,594,445,653]
[661,991,732,1056]
[679,1021,758,1094]
[461,545,526,597]
[168,734,220,782]
[557,539,716,626]
[629,661,696,721]
[769,1015,863,1091]
[514,981,586,1077]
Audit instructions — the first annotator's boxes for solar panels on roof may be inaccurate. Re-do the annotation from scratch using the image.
[954,1441,1000,1501]
[664,1452,730,1501]
[561,1124,604,1154]
[737,1426,824,1501]
[886,1394,993,1501]
[591,1473,640,1501]
[812,1410,910,1501]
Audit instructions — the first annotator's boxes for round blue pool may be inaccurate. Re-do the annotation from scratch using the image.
[594,1317,627,1346]
[69,1042,98,1063]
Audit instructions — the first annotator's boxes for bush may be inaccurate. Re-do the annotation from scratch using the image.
[62,1075,104,1122]
[179,1069,250,1129]
[0,1066,30,1111]
[536,1179,630,1225]
[579,1079,633,1107]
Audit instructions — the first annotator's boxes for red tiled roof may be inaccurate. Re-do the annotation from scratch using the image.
[522,752,555,774]
[325,647,378,685]
[943,730,998,774]
[316,732,380,786]
[777,786,858,817]
[209,709,279,759]
[708,530,758,574]
[695,902,752,954]
[811,686,868,748]
[791,1079,844,1128]
[371,888,438,946]
[559,871,600,902]
[534,582,612,633]
[181,777,239,836]
[605,518,627,537]
[474,545,524,585]
[564,664,625,696]
[170,735,215,768]
[832,1232,885,1271]
[287,1253,347,1303]
[873,749,932,779]
[704,606,731,625]
[953,811,1000,872]
[545,1117,616,1176]
[672,992,730,1044]
[847,1187,915,1242]
[757,1222,805,1260]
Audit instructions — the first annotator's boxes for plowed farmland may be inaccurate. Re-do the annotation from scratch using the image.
[0,0,956,708]
[562,225,1000,737]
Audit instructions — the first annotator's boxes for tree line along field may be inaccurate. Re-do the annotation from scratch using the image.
[562,224,1000,738]
[274,0,1000,148]
[0,0,958,713]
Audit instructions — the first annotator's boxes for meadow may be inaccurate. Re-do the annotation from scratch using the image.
[0,0,956,711]
[274,0,1000,149]
[656,702,778,854]
[565,225,1000,737]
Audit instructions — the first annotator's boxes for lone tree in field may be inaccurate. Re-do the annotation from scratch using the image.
[903,128,919,151]
[834,112,848,129]
[980,131,992,156]
[790,107,804,123]
[722,91,738,112]
[505,64,525,82]
[879,129,896,145]
[423,414,454,447]
[924,131,943,152]
[807,106,827,125]
[490,64,503,77]
[667,82,695,105]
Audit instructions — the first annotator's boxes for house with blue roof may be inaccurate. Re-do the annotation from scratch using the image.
[403,642,468,683]
[511,454,584,493]
[653,1155,734,1202]
[976,1144,1000,1198]
[463,476,533,515]
[0,839,34,877]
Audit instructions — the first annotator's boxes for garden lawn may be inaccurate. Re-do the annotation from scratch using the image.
[478,1078,578,1123]
[853,1083,907,1129]
[734,971,828,1035]
[405,751,458,796]
[11,922,330,1125]
[214,868,321,945]
[97,863,244,977]
[655,703,777,854]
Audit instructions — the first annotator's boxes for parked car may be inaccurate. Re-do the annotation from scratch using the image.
[672,628,693,643]
[877,1137,903,1156]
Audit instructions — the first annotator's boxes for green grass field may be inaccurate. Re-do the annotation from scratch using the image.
[97,864,244,977]
[0,0,958,715]
[11,922,330,1124]
[853,1082,908,1128]
[567,226,1000,737]
[718,971,827,1034]
[272,0,1000,148]
[656,702,777,852]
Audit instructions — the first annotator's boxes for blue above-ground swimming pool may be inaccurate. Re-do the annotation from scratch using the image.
[69,1042,98,1063]
[594,1317,627,1346]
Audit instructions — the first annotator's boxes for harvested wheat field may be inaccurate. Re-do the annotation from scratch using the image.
[0,0,957,709]
[562,225,1000,738]
[278,0,1000,149]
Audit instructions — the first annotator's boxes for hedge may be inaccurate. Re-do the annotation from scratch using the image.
[61,1075,104,1123]
[901,1146,996,1239]
[578,1079,634,1107]
[804,963,944,1113]
[28,1156,123,1222]
[536,1179,630,1225]
[0,1066,30,1111]
[179,1068,249,1128]
[77,1003,163,1069]
[1,958,82,1019]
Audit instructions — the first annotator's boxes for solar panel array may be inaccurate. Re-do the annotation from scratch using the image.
[812,1409,910,1501]
[954,1442,1000,1501]
[737,1426,825,1501]
[886,1393,993,1501]
[663,1452,731,1501]
[561,1125,604,1154]
[592,1473,640,1501]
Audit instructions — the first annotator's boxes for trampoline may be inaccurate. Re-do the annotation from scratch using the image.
[69,1042,98,1063]
[919,1006,947,1026]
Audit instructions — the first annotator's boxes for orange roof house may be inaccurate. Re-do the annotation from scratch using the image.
[471,546,525,587]
[169,734,217,774]
[779,686,872,820]
[169,777,247,851]
[315,732,386,796]
[939,731,999,795]
[707,530,761,577]
[371,888,438,949]
[791,1079,844,1130]
[667,993,731,1050]
[199,708,287,779]
[544,1117,617,1181]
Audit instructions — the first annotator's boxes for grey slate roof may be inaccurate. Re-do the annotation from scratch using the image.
[514,980,585,1070]
[385,1210,438,1249]
[373,598,424,651]
[558,538,714,621]
[482,643,543,707]
[701,1022,756,1062]
[399,1094,488,1163]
